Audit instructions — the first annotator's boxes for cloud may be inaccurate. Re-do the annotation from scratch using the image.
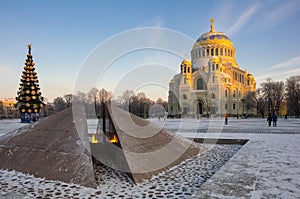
[252,1,300,31]
[138,16,164,28]
[226,5,258,36]
[256,54,300,81]
[256,68,300,83]
[271,55,300,69]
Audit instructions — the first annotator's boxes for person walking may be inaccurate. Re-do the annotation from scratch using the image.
[272,113,277,127]
[225,112,228,125]
[267,113,272,127]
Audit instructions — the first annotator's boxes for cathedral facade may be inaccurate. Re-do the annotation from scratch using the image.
[168,19,256,117]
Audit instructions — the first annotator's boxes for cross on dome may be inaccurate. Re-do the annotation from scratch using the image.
[210,18,215,32]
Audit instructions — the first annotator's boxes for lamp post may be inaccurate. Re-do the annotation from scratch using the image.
[241,98,245,118]
[143,102,147,119]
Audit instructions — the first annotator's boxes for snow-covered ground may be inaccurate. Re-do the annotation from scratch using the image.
[1,117,300,198]
[0,119,28,138]
[150,117,300,198]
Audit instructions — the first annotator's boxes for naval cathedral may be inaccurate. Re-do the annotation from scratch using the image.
[168,19,256,117]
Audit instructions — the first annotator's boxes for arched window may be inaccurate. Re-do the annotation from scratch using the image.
[211,93,216,98]
[184,66,186,73]
[225,89,228,98]
[216,64,219,70]
[188,67,190,73]
[225,49,227,56]
[211,48,214,56]
[220,48,223,56]
[184,77,187,84]
[233,103,236,110]
[182,94,187,100]
[206,49,209,56]
[233,89,236,98]
[216,48,219,56]
[197,78,204,90]
[212,75,215,83]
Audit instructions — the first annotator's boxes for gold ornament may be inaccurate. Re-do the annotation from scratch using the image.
[21,109,25,112]
[28,109,32,113]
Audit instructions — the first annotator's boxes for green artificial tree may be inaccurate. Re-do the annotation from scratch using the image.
[16,43,44,123]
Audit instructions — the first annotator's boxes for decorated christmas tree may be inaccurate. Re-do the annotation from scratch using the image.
[16,43,44,123]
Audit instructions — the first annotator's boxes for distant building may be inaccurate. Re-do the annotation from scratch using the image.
[0,98,18,118]
[168,19,256,117]
[0,98,17,107]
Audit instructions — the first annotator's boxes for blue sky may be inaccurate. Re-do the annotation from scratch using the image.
[0,0,300,101]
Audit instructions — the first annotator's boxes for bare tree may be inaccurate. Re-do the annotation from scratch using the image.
[260,78,284,115]
[285,76,300,117]
[243,91,256,115]
[0,101,4,119]
[87,87,99,104]
[64,94,73,107]
[53,97,67,112]
[99,88,112,103]
[118,90,135,110]
[73,91,87,103]
[136,92,146,101]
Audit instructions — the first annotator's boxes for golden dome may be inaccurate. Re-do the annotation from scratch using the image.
[181,58,191,66]
[194,18,234,48]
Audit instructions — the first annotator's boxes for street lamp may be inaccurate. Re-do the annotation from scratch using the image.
[241,98,245,118]
[143,102,147,119]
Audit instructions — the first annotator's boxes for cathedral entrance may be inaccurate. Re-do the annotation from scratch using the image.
[197,102,203,114]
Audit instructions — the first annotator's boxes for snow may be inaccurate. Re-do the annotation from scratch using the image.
[149,117,300,198]
[1,117,300,198]
[0,119,28,138]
